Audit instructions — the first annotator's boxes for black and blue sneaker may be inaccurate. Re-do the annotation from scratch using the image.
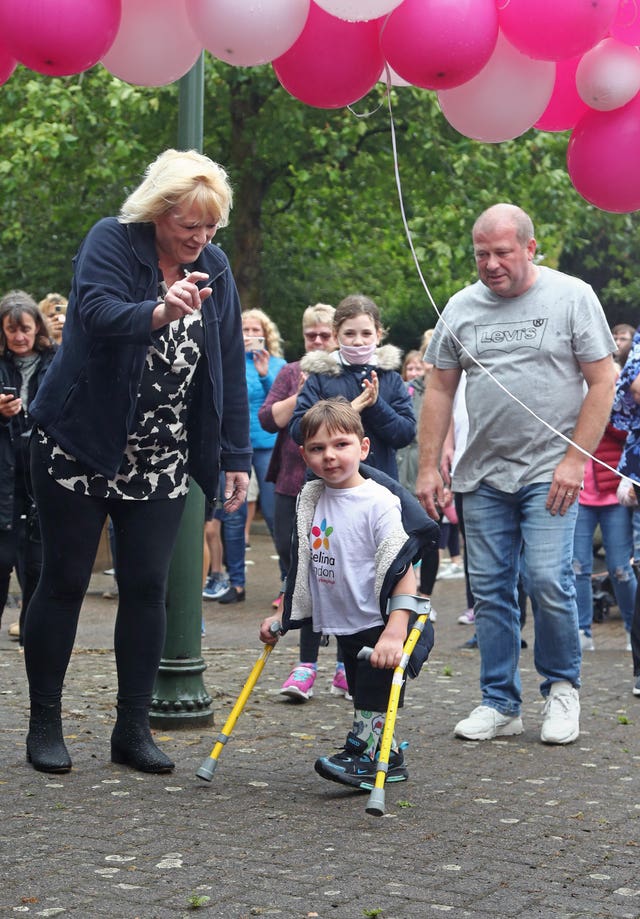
[314,731,408,790]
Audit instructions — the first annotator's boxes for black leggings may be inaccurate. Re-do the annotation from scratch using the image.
[24,436,186,707]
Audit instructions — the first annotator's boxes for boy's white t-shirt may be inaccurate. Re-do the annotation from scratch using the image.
[308,478,402,635]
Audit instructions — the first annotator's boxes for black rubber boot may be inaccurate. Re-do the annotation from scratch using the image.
[110,705,175,774]
[26,701,72,774]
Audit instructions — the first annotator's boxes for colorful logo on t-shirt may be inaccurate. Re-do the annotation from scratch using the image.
[311,518,333,551]
[311,517,336,584]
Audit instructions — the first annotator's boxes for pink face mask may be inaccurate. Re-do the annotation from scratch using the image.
[339,342,377,365]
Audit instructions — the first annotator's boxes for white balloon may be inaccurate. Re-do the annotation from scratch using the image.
[315,0,403,21]
[438,32,555,143]
[102,0,202,87]
[187,0,310,66]
[576,38,640,111]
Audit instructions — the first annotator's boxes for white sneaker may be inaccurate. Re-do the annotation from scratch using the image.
[625,636,632,652]
[454,705,524,741]
[457,608,475,625]
[437,562,465,580]
[633,675,640,697]
[580,631,595,652]
[540,681,580,745]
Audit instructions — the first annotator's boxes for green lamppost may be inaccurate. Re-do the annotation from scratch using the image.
[150,54,213,727]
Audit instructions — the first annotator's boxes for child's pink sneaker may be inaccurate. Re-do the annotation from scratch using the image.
[280,664,316,702]
[330,664,353,701]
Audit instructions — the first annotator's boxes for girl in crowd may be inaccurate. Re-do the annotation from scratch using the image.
[289,294,415,480]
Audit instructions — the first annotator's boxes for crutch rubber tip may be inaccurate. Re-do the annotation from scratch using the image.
[196,759,217,782]
[365,788,386,816]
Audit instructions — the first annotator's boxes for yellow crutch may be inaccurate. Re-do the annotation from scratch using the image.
[196,621,281,782]
[357,604,431,816]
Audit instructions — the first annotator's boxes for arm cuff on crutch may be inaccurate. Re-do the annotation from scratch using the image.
[386,594,431,616]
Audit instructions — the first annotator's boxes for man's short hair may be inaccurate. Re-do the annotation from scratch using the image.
[300,397,365,443]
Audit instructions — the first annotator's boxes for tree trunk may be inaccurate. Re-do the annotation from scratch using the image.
[227,80,270,310]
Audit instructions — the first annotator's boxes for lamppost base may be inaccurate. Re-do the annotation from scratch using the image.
[150,657,214,728]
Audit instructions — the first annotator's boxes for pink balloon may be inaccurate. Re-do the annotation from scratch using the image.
[273,3,383,109]
[0,0,121,77]
[102,0,201,87]
[611,0,640,46]
[438,33,555,143]
[576,38,640,112]
[187,0,310,67]
[380,0,498,90]
[315,0,402,19]
[535,56,590,132]
[0,37,16,85]
[498,0,618,62]
[567,93,640,212]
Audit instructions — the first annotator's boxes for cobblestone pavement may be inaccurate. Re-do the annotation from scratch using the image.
[1,532,639,919]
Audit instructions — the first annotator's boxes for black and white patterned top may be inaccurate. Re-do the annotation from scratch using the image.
[40,309,204,500]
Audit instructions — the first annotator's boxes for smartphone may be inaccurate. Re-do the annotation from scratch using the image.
[2,386,17,399]
[245,337,265,352]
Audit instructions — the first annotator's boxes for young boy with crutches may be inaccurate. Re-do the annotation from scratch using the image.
[260,397,438,790]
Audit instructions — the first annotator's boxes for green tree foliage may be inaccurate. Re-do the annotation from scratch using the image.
[0,66,175,296]
[1,59,638,359]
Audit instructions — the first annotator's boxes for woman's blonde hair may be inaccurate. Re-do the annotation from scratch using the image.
[38,292,68,317]
[301,303,334,329]
[421,328,435,353]
[119,149,233,227]
[241,308,283,357]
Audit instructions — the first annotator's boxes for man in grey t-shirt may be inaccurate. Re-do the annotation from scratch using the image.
[416,203,616,745]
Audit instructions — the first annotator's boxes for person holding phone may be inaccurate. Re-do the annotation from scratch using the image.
[38,293,68,345]
[23,149,252,775]
[0,290,56,643]
[211,308,286,605]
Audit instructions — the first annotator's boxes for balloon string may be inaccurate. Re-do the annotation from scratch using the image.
[347,61,392,119]
[381,86,638,488]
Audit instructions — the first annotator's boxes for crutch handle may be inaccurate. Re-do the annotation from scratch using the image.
[357,646,374,661]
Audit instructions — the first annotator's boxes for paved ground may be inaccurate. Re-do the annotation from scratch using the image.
[1,531,639,919]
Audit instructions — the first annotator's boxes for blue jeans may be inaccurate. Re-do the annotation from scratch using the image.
[214,474,247,588]
[252,447,285,579]
[572,503,636,634]
[633,507,640,560]
[251,448,276,536]
[463,482,580,716]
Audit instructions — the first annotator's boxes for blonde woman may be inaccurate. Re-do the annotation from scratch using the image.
[24,149,251,774]
[213,308,286,605]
